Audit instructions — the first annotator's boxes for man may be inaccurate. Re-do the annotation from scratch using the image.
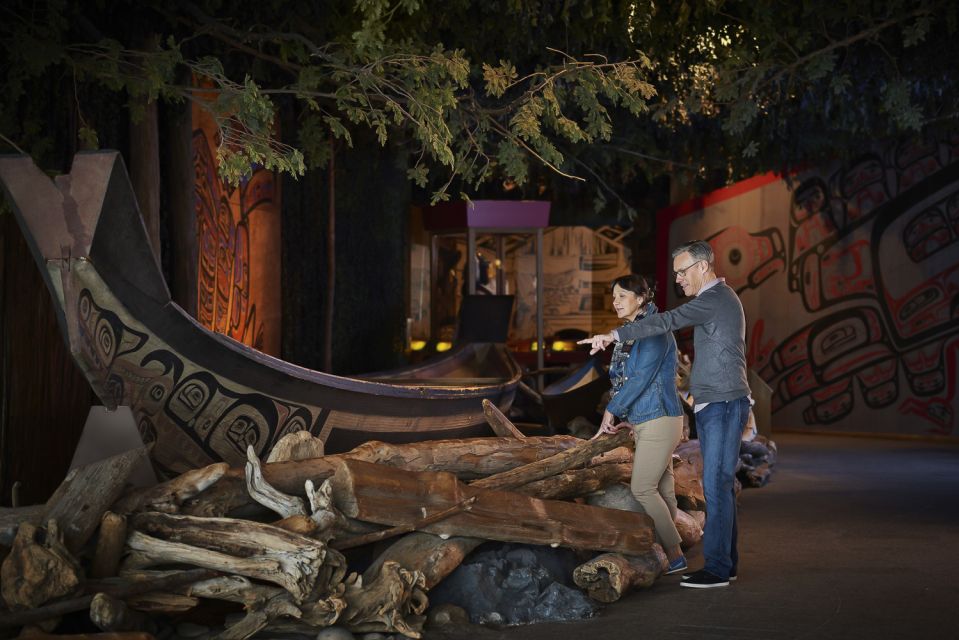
[579,240,750,589]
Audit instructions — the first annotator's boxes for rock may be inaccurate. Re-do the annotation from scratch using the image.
[585,482,640,512]
[426,603,470,627]
[316,626,356,640]
[429,542,597,625]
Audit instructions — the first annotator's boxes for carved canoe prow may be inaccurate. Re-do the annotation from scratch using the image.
[0,152,521,475]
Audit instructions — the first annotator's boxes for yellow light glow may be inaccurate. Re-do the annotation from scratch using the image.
[436,341,453,352]
[530,341,538,352]
[551,340,575,352]
[410,340,427,351]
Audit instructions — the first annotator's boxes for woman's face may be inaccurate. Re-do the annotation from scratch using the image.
[612,284,645,321]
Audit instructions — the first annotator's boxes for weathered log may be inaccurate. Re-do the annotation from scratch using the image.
[363,533,484,591]
[91,512,128,579]
[122,531,318,602]
[740,461,772,487]
[360,436,634,592]
[1,521,82,610]
[14,634,155,639]
[120,572,275,613]
[266,430,325,463]
[112,462,230,515]
[482,399,526,438]
[673,441,705,511]
[572,546,668,603]
[515,463,633,500]
[0,569,215,629]
[180,435,583,517]
[469,429,632,491]
[89,593,155,634]
[218,592,302,640]
[332,497,477,551]
[45,448,149,553]
[330,459,655,555]
[244,445,307,519]
[272,515,320,537]
[0,505,44,546]
[674,509,704,549]
[126,512,345,601]
[590,446,634,466]
[342,561,428,639]
[124,592,199,614]
[305,478,350,541]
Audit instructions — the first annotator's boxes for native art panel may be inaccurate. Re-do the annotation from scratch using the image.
[663,135,959,436]
[192,102,281,355]
[72,273,319,475]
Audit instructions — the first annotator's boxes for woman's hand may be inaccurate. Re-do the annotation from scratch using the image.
[577,332,615,355]
[591,411,629,439]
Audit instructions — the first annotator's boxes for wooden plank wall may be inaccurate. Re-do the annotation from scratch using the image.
[0,213,92,507]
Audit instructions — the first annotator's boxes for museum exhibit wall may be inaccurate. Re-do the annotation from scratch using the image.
[409,225,633,348]
[659,135,959,437]
[191,99,282,356]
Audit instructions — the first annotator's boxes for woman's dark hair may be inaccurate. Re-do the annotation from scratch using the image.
[610,274,656,300]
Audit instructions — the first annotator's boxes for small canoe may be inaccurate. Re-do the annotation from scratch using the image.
[541,356,610,433]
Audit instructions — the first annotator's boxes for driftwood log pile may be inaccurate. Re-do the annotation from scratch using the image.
[0,402,767,639]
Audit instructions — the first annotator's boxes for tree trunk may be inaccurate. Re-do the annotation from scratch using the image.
[171,435,582,517]
[469,429,632,491]
[514,462,633,500]
[572,547,668,603]
[329,459,655,555]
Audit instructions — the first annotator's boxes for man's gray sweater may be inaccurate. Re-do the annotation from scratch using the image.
[615,280,750,403]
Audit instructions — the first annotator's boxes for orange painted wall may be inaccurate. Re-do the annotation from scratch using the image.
[191,102,281,355]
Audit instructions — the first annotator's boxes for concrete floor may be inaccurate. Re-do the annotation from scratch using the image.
[423,432,959,640]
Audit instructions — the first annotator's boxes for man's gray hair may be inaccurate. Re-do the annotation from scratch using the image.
[671,240,714,266]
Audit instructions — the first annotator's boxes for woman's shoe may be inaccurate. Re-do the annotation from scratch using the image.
[664,556,688,575]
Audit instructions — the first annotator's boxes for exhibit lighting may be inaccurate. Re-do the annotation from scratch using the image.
[410,340,427,351]
[435,341,453,352]
[551,340,575,352]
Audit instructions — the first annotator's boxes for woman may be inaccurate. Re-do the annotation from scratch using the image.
[595,274,687,575]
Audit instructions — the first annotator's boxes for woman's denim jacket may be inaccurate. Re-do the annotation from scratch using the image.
[605,303,683,425]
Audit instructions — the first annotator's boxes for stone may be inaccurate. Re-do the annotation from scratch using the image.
[315,626,355,640]
[426,603,470,627]
[429,542,597,625]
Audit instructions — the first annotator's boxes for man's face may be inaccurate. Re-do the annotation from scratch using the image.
[673,251,707,296]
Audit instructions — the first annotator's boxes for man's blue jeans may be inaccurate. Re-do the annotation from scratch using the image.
[696,396,750,579]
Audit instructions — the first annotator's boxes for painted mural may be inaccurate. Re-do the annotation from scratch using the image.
[660,135,959,437]
[192,100,281,355]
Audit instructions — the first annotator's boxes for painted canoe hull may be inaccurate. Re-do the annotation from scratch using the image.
[0,152,520,474]
[541,356,610,433]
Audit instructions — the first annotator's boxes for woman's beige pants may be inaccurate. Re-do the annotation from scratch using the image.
[630,415,684,549]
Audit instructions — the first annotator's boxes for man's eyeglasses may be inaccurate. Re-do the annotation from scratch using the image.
[673,260,703,278]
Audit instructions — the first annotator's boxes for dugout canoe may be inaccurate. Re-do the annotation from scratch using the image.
[541,355,610,433]
[0,152,521,475]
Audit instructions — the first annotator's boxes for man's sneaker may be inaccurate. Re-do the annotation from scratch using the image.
[663,556,688,575]
[680,570,729,588]
[682,568,737,581]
